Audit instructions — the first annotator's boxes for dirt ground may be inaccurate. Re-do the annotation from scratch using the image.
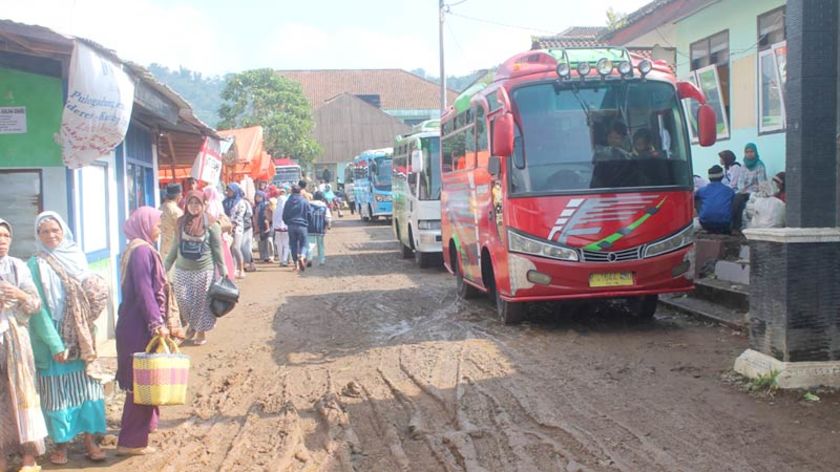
[45,218,840,472]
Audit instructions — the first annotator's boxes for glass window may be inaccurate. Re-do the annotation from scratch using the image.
[759,7,785,50]
[759,46,786,133]
[419,136,441,200]
[372,156,392,190]
[442,127,466,173]
[690,31,730,131]
[508,81,691,195]
[694,65,730,139]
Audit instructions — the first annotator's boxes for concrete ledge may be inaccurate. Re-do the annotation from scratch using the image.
[734,349,840,389]
[742,227,840,244]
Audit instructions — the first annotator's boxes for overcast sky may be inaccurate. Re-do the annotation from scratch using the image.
[4,0,652,76]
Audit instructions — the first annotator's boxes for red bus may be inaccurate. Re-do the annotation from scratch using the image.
[440,47,717,324]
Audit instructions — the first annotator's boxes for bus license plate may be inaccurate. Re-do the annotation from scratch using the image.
[589,272,634,288]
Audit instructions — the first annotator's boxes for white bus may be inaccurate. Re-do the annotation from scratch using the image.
[392,120,442,268]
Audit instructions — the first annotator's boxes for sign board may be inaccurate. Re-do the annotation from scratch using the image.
[58,41,135,169]
[0,106,26,134]
[191,137,223,185]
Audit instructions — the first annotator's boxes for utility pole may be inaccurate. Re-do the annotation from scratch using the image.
[439,0,447,116]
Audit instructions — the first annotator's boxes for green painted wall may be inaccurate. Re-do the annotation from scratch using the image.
[0,67,63,167]
[675,0,786,178]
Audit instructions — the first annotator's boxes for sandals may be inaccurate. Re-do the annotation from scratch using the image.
[49,449,68,466]
[85,448,107,462]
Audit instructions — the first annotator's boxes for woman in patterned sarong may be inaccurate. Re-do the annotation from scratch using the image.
[27,212,107,465]
[0,218,47,472]
[116,207,180,455]
[165,190,227,345]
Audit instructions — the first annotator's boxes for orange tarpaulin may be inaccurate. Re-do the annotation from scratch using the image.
[218,126,274,181]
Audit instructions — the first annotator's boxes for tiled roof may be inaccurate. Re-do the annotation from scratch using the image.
[531,36,607,49]
[276,69,458,110]
[602,0,716,44]
[557,26,609,39]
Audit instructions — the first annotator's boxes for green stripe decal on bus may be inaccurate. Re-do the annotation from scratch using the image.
[582,197,667,252]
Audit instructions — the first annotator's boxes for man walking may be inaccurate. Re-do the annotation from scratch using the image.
[159,183,183,257]
[273,187,290,266]
[282,185,311,272]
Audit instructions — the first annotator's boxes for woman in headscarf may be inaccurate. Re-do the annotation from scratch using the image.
[204,186,236,280]
[731,143,769,230]
[254,191,272,263]
[0,218,48,472]
[116,207,177,456]
[735,143,768,194]
[717,150,742,189]
[27,212,106,465]
[223,183,248,279]
[165,191,227,346]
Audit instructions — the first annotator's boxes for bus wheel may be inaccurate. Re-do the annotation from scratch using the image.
[398,228,413,259]
[627,295,658,323]
[454,252,480,299]
[415,250,436,269]
[495,289,526,325]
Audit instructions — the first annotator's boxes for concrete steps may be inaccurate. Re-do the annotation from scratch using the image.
[660,293,747,329]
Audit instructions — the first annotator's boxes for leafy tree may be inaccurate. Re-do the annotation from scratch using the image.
[606,7,628,30]
[148,63,227,126]
[218,69,320,165]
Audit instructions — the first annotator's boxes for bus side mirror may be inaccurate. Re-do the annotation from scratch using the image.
[410,150,423,173]
[492,112,514,157]
[488,156,501,177]
[697,104,717,147]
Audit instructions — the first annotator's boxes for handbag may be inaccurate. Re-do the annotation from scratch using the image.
[132,335,190,406]
[207,277,239,318]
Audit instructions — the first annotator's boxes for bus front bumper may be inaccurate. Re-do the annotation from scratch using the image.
[499,245,694,302]
[414,229,443,254]
[373,201,392,216]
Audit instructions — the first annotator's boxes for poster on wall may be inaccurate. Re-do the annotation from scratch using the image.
[191,136,223,185]
[0,107,26,134]
[57,41,135,169]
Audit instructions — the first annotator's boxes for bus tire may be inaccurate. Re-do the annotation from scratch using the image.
[495,288,526,325]
[454,250,480,300]
[627,295,658,323]
[399,226,413,259]
[415,250,435,268]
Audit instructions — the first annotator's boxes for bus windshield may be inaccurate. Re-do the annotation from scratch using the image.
[373,156,392,189]
[509,80,692,195]
[419,137,441,200]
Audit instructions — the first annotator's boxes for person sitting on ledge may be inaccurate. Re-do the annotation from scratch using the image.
[695,165,735,234]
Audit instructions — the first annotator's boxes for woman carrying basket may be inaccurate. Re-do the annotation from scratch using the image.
[116,207,182,455]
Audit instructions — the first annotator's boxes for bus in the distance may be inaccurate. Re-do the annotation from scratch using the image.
[352,148,393,221]
[392,120,442,268]
[272,158,302,187]
[440,47,717,324]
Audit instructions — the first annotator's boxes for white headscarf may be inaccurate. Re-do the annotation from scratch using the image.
[34,211,89,320]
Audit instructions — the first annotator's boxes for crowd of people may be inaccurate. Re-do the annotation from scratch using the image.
[694,142,786,235]
[0,175,333,470]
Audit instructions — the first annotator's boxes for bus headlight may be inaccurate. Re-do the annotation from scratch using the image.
[418,220,441,230]
[644,225,693,258]
[375,194,391,202]
[508,229,579,262]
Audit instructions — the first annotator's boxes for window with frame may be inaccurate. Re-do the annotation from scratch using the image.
[758,7,787,133]
[689,30,730,140]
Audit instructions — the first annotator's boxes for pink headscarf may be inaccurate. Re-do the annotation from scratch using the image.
[204,186,225,220]
[124,206,162,244]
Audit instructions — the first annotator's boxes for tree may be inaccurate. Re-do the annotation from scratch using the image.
[217,69,320,165]
[606,7,627,30]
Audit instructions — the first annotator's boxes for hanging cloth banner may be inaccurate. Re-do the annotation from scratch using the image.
[191,136,223,185]
[58,41,135,169]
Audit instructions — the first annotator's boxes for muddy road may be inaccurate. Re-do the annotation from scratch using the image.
[52,219,840,471]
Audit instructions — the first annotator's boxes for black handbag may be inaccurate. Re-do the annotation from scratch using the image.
[207,277,239,317]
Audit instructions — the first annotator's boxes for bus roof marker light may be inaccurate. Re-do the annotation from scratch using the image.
[596,58,613,78]
[618,61,632,77]
[556,62,571,79]
[639,60,653,78]
[577,62,591,80]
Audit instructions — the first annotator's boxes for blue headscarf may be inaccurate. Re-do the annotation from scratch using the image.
[223,183,243,216]
[743,143,763,170]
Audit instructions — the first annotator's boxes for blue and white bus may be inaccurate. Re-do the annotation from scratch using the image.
[353,148,393,221]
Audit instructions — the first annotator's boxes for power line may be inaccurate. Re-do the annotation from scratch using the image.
[446,11,557,35]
